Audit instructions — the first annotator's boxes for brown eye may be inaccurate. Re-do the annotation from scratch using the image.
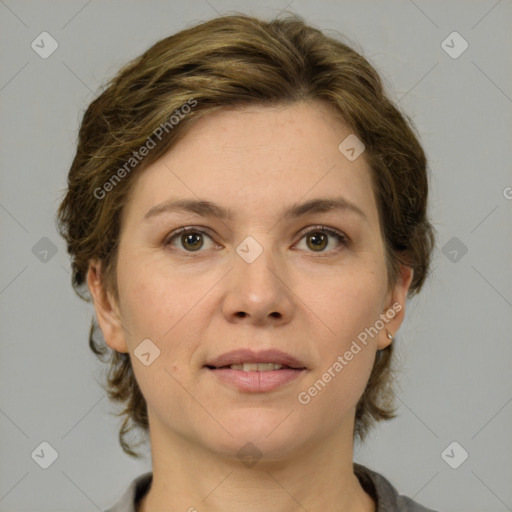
[306,232,328,251]
[296,227,347,254]
[181,232,204,251]
[164,225,347,255]
[164,227,216,253]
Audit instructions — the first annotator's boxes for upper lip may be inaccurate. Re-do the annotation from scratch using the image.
[205,349,306,369]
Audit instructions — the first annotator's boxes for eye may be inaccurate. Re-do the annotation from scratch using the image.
[294,226,348,254]
[163,227,218,253]
[163,225,348,255]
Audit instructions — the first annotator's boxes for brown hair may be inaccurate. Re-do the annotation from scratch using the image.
[56,13,435,458]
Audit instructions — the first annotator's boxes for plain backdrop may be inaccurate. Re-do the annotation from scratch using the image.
[1,1,511,511]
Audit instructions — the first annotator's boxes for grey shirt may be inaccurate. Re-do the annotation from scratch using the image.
[105,463,438,512]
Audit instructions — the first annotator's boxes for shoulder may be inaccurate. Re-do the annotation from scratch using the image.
[104,472,153,512]
[354,463,439,512]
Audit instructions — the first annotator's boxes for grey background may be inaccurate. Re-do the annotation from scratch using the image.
[1,0,511,511]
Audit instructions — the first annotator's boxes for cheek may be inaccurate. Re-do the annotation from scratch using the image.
[298,262,386,400]
[116,247,183,332]
[295,333,377,439]
[115,266,200,416]
[116,257,206,372]
[306,262,387,341]
[117,273,167,341]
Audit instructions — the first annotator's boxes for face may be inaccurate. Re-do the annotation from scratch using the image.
[88,101,412,463]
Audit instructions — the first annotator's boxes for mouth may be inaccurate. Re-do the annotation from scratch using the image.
[205,365,306,393]
[203,349,307,392]
[204,348,307,370]
[205,362,304,371]
[203,348,307,393]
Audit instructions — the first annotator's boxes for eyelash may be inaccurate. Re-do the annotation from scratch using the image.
[162,225,348,256]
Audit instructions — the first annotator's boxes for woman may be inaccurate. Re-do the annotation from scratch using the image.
[57,13,437,512]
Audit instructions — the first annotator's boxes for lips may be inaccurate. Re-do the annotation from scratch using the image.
[204,348,306,370]
[204,348,307,392]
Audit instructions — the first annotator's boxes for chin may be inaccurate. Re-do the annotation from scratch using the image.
[203,411,310,462]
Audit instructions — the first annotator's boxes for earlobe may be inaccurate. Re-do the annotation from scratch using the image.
[377,264,414,350]
[86,259,129,353]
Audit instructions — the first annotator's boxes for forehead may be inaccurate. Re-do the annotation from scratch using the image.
[122,101,378,226]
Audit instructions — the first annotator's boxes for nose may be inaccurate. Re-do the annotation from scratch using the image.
[221,240,295,326]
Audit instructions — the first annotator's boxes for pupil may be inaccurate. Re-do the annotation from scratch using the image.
[183,233,203,251]
[308,232,326,251]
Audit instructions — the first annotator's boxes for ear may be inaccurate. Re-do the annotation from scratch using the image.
[86,259,129,353]
[377,264,414,350]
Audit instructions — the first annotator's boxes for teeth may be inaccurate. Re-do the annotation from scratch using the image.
[229,363,284,371]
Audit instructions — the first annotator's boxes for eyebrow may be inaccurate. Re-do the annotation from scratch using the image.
[143,196,367,223]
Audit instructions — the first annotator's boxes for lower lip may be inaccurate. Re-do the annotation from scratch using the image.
[206,368,306,392]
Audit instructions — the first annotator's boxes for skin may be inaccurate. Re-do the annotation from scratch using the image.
[87,100,413,512]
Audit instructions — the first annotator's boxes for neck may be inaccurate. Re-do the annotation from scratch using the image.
[137,415,375,512]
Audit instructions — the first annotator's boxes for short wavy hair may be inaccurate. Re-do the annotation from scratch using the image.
[56,13,435,458]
